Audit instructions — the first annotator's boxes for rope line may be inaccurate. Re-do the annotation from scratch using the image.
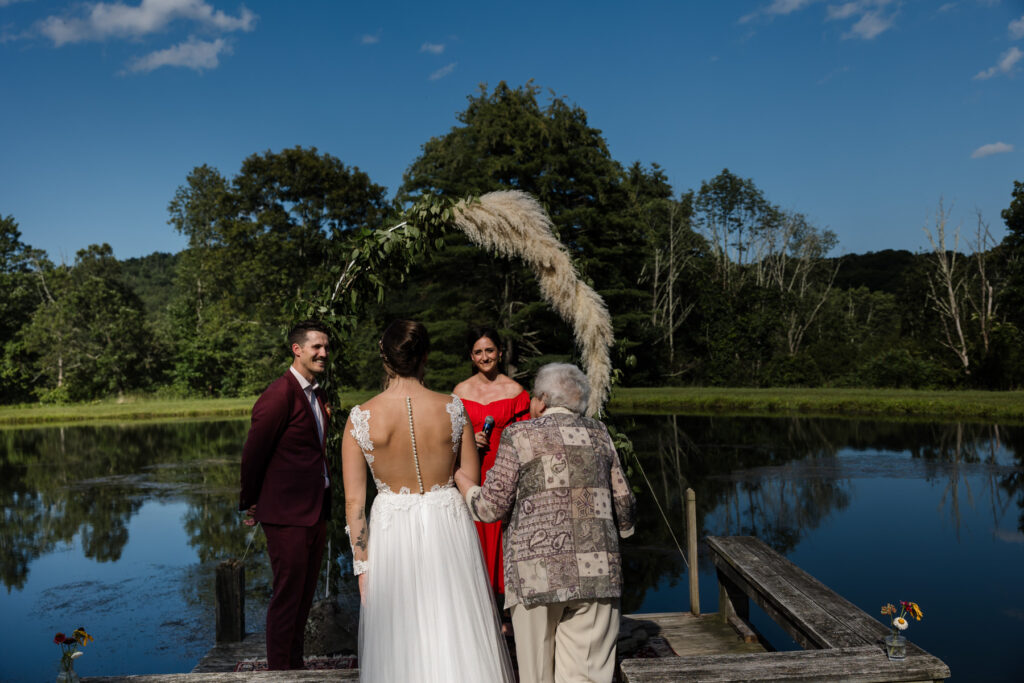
[632,456,689,570]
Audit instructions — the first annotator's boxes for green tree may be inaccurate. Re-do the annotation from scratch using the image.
[166,148,390,395]
[399,82,658,384]
[694,169,781,293]
[998,181,1024,329]
[0,216,48,402]
[23,244,150,401]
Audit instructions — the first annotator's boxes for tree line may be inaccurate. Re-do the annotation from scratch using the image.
[2,81,1024,404]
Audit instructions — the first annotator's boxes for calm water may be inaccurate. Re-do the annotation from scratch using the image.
[1,415,1022,681]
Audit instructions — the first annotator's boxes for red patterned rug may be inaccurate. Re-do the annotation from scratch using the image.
[235,654,358,672]
[234,636,675,672]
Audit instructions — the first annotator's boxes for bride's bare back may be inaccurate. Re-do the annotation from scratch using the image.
[351,384,478,493]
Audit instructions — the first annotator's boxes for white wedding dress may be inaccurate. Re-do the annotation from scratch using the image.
[349,396,514,683]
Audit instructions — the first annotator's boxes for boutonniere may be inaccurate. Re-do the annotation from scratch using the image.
[324,403,332,419]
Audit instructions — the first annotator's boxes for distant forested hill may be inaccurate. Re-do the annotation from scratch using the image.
[830,249,923,294]
[121,252,178,316]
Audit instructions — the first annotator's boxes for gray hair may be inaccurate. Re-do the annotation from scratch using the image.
[533,363,590,414]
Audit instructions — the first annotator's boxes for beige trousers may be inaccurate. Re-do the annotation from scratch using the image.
[510,597,620,683]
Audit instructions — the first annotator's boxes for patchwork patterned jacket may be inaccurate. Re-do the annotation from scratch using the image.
[465,407,637,609]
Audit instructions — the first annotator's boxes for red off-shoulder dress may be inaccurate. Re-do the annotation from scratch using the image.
[460,389,531,595]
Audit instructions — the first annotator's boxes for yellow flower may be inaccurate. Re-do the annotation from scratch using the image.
[909,603,923,621]
[72,628,94,646]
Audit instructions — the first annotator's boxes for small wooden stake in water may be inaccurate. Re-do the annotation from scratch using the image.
[215,559,245,643]
[686,487,700,615]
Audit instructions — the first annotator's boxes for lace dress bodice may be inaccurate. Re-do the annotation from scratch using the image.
[349,394,467,495]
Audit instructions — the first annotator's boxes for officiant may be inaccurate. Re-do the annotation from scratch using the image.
[455,362,637,683]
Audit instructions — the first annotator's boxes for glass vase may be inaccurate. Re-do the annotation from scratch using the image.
[884,633,907,661]
[56,662,80,683]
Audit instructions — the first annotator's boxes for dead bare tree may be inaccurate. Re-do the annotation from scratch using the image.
[758,211,841,356]
[965,210,998,356]
[923,200,971,375]
[642,198,698,367]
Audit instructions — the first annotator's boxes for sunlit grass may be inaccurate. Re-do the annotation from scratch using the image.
[608,386,1024,422]
[0,392,375,427]
[3,387,1023,426]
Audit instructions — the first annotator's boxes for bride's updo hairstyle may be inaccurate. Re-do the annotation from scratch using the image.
[380,319,430,377]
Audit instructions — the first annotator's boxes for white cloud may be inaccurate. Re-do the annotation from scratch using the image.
[123,35,227,73]
[974,46,1023,79]
[741,0,896,40]
[826,2,860,20]
[38,0,256,46]
[843,10,894,39]
[428,62,456,80]
[937,3,957,13]
[361,32,380,45]
[1010,15,1024,40]
[420,41,444,54]
[740,0,821,23]
[971,142,1014,158]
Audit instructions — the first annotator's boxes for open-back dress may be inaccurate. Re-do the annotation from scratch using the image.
[349,395,513,682]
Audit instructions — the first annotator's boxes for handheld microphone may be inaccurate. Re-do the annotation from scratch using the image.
[482,415,495,438]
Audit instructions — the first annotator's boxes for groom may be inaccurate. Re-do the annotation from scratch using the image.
[239,320,332,670]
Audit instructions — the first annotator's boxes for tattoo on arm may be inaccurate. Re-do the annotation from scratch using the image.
[354,509,368,552]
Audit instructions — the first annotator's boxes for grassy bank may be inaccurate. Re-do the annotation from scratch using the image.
[0,392,375,428]
[608,386,1024,422]
[2,387,1023,427]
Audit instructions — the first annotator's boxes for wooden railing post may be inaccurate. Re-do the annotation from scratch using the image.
[215,559,245,643]
[686,487,699,615]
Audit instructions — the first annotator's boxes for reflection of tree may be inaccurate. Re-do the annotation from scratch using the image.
[611,413,1024,609]
[4,414,1023,619]
[0,421,250,590]
[906,422,1024,538]
[993,426,1024,534]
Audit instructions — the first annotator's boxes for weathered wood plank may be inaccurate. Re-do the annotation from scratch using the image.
[737,537,890,644]
[85,673,358,682]
[708,536,881,649]
[622,612,765,657]
[620,646,950,683]
[214,560,245,643]
[711,543,865,649]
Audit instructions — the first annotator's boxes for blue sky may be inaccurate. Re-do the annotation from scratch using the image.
[2,0,1022,262]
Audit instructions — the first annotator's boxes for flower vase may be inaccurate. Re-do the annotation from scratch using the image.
[56,663,80,683]
[884,633,907,661]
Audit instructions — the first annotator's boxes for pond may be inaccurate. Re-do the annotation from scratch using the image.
[1,414,1022,681]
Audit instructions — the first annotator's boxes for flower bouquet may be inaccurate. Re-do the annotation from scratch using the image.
[53,627,93,682]
[880,601,921,660]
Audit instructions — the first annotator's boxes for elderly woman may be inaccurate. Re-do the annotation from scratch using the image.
[455,363,637,683]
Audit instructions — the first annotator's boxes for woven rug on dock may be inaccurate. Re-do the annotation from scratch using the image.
[235,654,358,672]
[627,636,677,659]
[234,636,675,673]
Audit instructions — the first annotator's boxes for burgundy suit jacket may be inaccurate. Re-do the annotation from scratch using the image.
[239,370,331,526]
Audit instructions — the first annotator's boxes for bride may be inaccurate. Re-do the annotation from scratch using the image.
[341,319,514,682]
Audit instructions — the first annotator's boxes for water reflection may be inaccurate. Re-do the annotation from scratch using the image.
[3,416,1023,595]
[2,415,1023,679]
[0,421,252,591]
[621,416,1024,554]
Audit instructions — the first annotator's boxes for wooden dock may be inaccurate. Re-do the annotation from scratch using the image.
[83,535,950,683]
[620,536,951,682]
[82,610,761,682]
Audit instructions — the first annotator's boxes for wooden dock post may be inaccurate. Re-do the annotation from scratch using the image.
[215,559,245,643]
[686,487,699,616]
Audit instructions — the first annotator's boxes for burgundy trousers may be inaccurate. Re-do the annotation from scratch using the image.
[262,519,327,670]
